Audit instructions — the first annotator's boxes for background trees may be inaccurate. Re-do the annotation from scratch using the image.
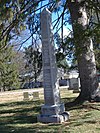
[24,45,42,85]
[0,46,20,91]
[0,0,100,102]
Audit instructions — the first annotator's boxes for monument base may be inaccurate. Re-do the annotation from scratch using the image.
[41,104,65,115]
[37,112,69,123]
[37,104,69,123]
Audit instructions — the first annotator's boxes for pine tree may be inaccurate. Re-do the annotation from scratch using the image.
[0,46,20,91]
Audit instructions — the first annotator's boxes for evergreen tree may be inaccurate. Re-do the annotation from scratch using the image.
[0,46,20,91]
[24,45,42,86]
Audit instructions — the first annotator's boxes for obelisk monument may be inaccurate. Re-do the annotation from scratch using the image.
[37,8,69,123]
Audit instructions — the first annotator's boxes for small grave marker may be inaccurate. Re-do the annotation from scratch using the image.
[23,92,29,101]
[32,92,39,100]
[73,83,80,93]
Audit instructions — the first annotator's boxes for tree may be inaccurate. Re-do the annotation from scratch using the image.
[95,47,100,71]
[0,46,20,91]
[13,50,26,75]
[24,45,42,85]
[0,0,44,50]
[66,0,100,104]
[47,0,100,104]
[54,33,70,72]
[0,0,100,102]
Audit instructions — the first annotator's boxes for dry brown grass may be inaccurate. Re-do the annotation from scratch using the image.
[0,87,78,104]
[0,88,44,103]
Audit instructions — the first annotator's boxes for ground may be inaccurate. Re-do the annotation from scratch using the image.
[0,87,100,133]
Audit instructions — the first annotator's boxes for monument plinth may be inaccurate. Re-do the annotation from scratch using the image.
[37,8,69,123]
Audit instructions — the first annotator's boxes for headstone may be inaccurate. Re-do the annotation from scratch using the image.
[32,92,39,100]
[37,8,69,123]
[73,83,80,93]
[69,78,80,90]
[23,92,29,101]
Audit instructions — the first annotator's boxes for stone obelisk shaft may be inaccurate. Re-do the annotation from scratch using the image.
[37,8,69,123]
[41,8,60,106]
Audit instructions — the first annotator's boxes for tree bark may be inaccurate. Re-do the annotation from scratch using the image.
[67,1,100,104]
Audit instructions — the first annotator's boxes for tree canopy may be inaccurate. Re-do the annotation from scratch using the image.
[0,0,99,65]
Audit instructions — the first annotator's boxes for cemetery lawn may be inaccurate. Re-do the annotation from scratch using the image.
[0,88,100,133]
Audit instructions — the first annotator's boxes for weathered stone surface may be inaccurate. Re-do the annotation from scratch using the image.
[32,92,39,100]
[37,8,69,123]
[23,92,29,101]
[41,104,65,115]
[41,8,60,106]
[37,112,69,123]
[73,83,80,93]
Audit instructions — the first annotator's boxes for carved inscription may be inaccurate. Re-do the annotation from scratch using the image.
[41,8,60,105]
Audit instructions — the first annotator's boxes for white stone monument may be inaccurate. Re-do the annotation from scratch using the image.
[37,8,69,123]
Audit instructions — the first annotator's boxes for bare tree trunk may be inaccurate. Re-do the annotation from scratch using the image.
[67,1,100,105]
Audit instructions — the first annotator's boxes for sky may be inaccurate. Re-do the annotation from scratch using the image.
[41,0,72,36]
[10,0,73,66]
[12,0,72,52]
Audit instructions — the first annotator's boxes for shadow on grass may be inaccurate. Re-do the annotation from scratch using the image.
[0,105,41,114]
[0,125,43,133]
[62,97,100,111]
[0,100,43,133]
[61,97,76,103]
[0,97,100,133]
[70,118,99,128]
[0,98,73,133]
[62,97,84,111]
[0,100,43,107]
[0,104,40,124]
[0,125,60,133]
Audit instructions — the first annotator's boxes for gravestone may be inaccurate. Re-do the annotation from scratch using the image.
[73,83,80,93]
[37,8,69,123]
[32,92,39,100]
[23,92,29,101]
[69,78,80,89]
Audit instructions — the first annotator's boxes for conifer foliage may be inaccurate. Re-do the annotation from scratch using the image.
[0,46,20,91]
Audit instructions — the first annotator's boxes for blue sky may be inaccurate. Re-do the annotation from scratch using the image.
[39,0,72,36]
[11,0,72,65]
[12,0,72,51]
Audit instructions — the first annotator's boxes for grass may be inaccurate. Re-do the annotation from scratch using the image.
[0,88,100,133]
